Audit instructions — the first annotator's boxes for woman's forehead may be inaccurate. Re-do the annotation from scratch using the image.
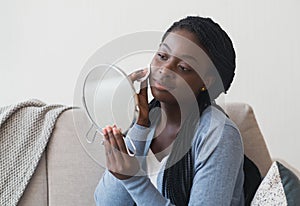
[161,31,214,71]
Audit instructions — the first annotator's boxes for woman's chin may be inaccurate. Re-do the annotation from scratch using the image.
[150,86,177,104]
[150,87,198,108]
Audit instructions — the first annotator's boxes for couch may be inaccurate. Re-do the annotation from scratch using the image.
[17,102,275,205]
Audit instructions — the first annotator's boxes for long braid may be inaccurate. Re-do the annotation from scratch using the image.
[157,16,236,205]
[149,90,210,205]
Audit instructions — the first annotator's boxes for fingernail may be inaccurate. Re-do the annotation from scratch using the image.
[107,127,112,133]
[113,127,118,135]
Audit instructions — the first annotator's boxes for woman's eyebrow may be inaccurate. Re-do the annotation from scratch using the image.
[160,43,172,52]
[160,42,200,66]
[180,54,199,66]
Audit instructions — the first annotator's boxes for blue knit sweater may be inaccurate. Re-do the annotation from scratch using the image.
[95,105,245,205]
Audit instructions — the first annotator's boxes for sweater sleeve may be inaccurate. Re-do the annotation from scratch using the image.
[94,170,135,206]
[189,124,245,206]
[121,175,174,206]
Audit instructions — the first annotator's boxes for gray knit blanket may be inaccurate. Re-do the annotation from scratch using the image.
[0,99,72,206]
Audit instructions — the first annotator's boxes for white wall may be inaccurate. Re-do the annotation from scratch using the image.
[1,0,300,171]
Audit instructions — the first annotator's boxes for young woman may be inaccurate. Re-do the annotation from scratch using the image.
[95,16,245,205]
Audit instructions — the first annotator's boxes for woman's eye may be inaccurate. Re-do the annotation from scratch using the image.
[157,53,168,61]
[178,65,190,72]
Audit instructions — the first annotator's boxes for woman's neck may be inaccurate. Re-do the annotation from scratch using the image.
[151,101,196,154]
[162,103,179,125]
[159,102,191,127]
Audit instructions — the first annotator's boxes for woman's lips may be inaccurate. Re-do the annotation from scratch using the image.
[151,79,175,91]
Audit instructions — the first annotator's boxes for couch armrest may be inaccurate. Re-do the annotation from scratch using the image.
[46,109,104,205]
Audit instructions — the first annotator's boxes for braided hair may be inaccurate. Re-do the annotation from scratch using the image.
[156,16,236,205]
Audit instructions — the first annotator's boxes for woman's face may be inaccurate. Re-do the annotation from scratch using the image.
[149,29,214,105]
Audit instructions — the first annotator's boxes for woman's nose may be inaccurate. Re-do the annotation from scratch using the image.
[158,62,176,79]
[159,67,174,78]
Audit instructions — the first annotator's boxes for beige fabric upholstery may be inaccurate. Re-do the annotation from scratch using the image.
[224,102,273,177]
[18,155,47,206]
[47,109,104,206]
[18,102,272,205]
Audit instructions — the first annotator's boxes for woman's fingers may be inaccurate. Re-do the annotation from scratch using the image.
[128,68,150,127]
[136,79,149,127]
[102,125,134,178]
[113,127,128,154]
[103,126,123,174]
[106,126,118,150]
[129,68,149,82]
[102,127,116,166]
[139,78,148,96]
[102,126,140,179]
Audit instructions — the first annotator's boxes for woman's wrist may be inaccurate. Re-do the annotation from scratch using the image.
[137,118,150,127]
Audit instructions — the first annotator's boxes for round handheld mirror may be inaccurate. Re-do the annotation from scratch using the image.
[82,64,149,156]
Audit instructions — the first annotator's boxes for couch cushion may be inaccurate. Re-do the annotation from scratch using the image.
[251,161,300,206]
[224,103,272,177]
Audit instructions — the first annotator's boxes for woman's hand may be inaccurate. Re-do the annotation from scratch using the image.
[129,69,149,127]
[102,125,140,180]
